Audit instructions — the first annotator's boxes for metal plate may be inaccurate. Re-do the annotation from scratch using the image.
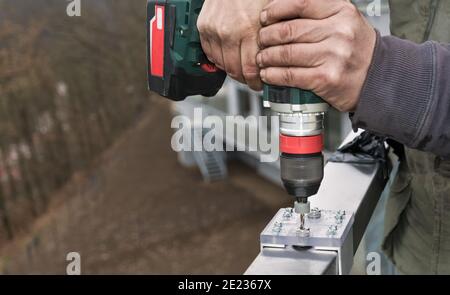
[261,208,354,248]
[245,247,338,275]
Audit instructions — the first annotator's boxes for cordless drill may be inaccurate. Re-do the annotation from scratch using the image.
[147,0,328,233]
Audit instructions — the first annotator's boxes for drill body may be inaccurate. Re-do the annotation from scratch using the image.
[147,0,328,225]
[147,0,226,100]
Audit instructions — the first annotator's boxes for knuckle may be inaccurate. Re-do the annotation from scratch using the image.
[334,45,352,60]
[197,19,206,32]
[218,25,235,42]
[317,68,339,87]
[243,70,259,83]
[242,63,259,81]
[295,0,309,12]
[258,30,265,47]
[316,71,327,85]
[326,70,341,87]
[340,2,359,17]
[198,25,213,38]
[280,45,292,65]
[282,68,295,85]
[197,18,210,35]
[259,51,267,65]
[336,25,356,43]
[280,22,294,43]
[265,9,275,23]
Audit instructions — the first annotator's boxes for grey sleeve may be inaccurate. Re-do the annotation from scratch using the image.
[351,32,450,157]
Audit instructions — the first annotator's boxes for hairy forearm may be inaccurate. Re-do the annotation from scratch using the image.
[352,32,450,157]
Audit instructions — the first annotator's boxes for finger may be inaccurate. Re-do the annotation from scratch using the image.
[259,18,331,48]
[209,37,225,70]
[261,0,345,26]
[222,43,245,83]
[200,35,215,63]
[241,37,263,91]
[257,43,327,68]
[198,25,225,69]
[260,66,320,90]
[197,5,219,65]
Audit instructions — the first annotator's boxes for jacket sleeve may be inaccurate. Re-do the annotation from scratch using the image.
[351,31,450,157]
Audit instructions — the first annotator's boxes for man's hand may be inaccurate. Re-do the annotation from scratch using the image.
[257,0,376,112]
[197,0,269,91]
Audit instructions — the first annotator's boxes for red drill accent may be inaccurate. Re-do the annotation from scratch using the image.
[201,63,219,73]
[280,134,323,154]
[150,5,165,78]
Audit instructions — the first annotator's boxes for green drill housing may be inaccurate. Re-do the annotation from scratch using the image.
[147,0,226,101]
[263,85,325,109]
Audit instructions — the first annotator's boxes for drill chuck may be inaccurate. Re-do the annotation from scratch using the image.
[278,117,323,202]
[279,114,325,199]
[280,151,324,198]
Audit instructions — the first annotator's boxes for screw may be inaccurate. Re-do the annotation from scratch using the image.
[283,208,293,219]
[272,222,283,233]
[337,210,346,216]
[335,210,345,224]
[327,225,338,236]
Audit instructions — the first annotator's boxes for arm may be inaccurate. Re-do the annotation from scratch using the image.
[351,34,450,157]
[257,0,450,157]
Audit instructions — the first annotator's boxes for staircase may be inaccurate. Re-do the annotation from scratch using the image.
[192,130,227,182]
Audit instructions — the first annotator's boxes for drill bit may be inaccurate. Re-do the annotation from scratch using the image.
[295,197,310,232]
[299,212,306,229]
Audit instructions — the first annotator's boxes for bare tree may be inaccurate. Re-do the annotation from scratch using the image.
[0,0,149,244]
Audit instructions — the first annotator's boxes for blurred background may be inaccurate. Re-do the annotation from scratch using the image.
[0,0,390,274]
